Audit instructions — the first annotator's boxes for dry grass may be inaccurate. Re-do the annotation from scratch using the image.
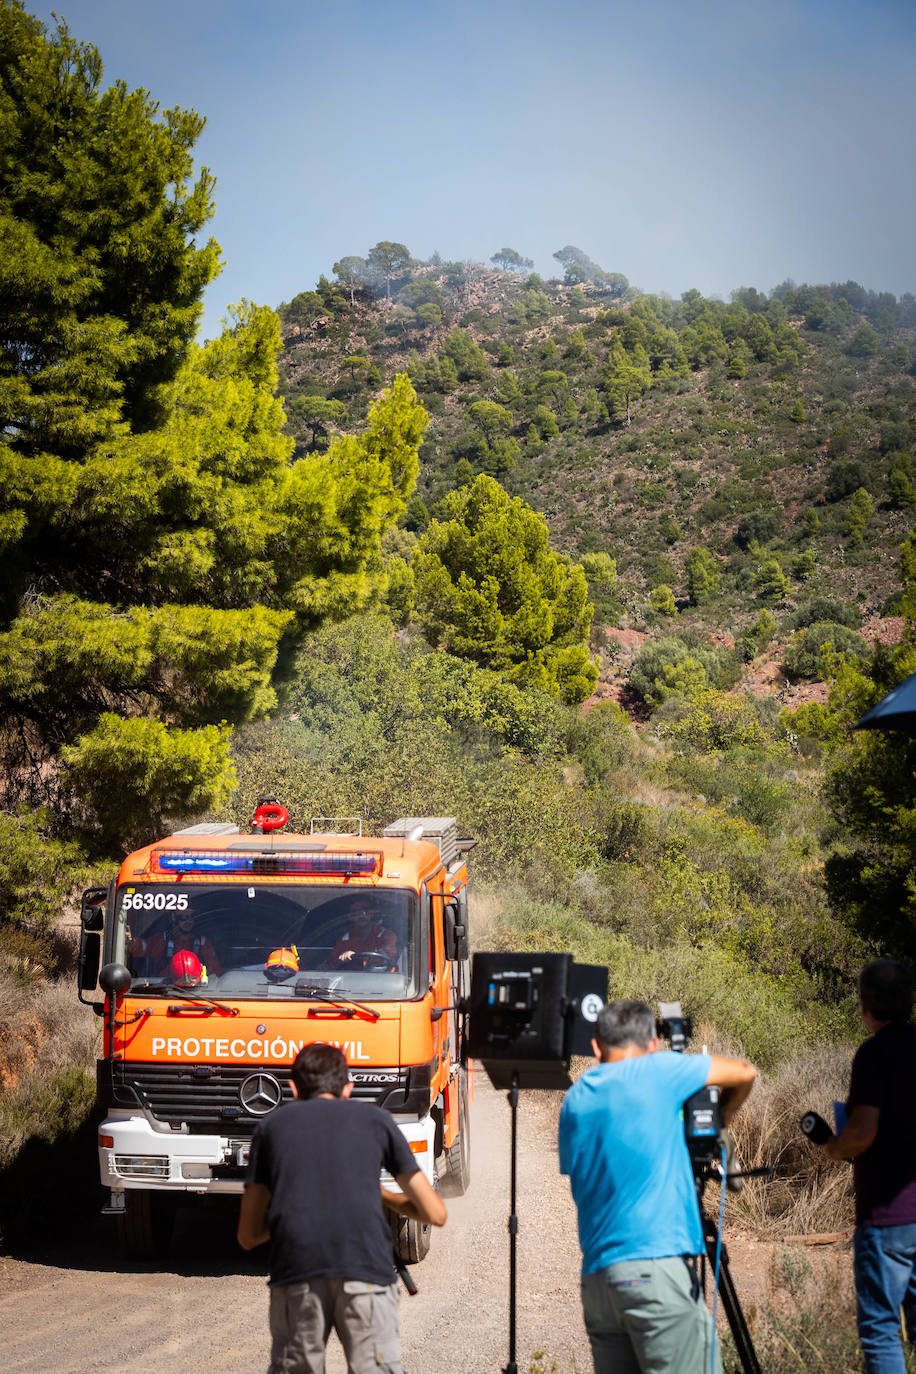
[718,1245,864,1373]
[0,966,100,1164]
[725,1042,855,1239]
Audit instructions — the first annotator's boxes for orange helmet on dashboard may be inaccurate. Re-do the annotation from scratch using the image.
[265,946,299,981]
[170,949,203,987]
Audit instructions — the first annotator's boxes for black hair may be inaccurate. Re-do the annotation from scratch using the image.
[291,1042,350,1099]
[594,1000,656,1051]
[859,960,914,1025]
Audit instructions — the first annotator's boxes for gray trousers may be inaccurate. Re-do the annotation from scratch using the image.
[581,1256,723,1374]
[268,1277,403,1374]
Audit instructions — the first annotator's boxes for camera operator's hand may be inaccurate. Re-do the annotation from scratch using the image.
[800,1110,832,1145]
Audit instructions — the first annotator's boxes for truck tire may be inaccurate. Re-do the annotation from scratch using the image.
[441,1070,471,1197]
[390,1210,432,1264]
[116,1190,176,1260]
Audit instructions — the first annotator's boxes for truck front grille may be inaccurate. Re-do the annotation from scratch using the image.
[99,1061,409,1134]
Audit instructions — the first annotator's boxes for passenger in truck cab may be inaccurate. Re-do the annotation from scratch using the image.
[130,907,224,978]
[326,901,398,971]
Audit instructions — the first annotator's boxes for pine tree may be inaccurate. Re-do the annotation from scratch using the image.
[0,6,429,846]
[412,475,598,703]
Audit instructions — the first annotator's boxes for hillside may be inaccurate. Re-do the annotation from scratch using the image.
[276,258,916,676]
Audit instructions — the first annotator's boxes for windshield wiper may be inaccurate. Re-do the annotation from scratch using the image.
[293,982,380,1021]
[128,981,237,1016]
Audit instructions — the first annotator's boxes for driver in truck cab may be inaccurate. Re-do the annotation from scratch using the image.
[326,901,398,970]
[130,906,223,978]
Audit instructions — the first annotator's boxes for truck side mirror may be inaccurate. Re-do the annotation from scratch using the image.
[79,929,101,992]
[78,886,107,998]
[444,899,469,963]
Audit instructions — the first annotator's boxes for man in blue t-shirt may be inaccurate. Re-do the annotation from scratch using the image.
[559,1000,757,1374]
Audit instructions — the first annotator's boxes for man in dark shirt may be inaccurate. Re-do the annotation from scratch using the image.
[817,960,916,1374]
[238,1042,446,1374]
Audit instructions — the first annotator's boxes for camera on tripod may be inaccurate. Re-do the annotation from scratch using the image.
[657,1000,725,1168]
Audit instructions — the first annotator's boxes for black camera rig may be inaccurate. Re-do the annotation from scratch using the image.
[657,1000,728,1168]
[658,999,771,1374]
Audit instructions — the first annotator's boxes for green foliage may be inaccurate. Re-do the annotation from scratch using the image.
[604,336,652,423]
[467,400,513,445]
[660,515,682,544]
[332,256,368,303]
[782,621,871,681]
[737,608,777,661]
[821,618,916,958]
[443,329,489,382]
[0,1,220,458]
[566,701,634,785]
[780,700,844,748]
[685,546,722,605]
[581,552,619,623]
[629,635,731,706]
[60,713,235,849]
[413,475,598,703]
[662,689,770,752]
[366,241,412,297]
[889,458,916,509]
[826,458,870,501]
[0,596,291,731]
[734,508,781,549]
[844,486,874,544]
[847,323,880,358]
[490,248,533,274]
[287,395,348,449]
[649,583,676,616]
[755,555,791,601]
[0,810,88,938]
[488,890,851,1071]
[793,596,860,630]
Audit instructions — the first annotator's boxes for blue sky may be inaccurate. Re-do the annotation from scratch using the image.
[31,0,916,340]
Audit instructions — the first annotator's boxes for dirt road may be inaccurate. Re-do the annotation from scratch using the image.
[0,1074,592,1374]
[0,1069,787,1374]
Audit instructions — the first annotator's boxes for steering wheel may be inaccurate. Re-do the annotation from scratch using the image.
[350,951,393,971]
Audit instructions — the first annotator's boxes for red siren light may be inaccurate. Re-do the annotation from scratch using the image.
[250,796,290,833]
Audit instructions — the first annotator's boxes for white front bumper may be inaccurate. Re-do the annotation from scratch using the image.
[99,1109,437,1195]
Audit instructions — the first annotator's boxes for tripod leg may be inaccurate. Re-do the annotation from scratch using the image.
[504,1072,519,1374]
[704,1230,761,1374]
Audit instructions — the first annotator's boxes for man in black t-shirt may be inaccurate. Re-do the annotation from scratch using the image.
[238,1043,446,1374]
[812,960,916,1374]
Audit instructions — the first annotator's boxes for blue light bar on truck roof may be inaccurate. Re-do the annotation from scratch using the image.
[153,850,381,875]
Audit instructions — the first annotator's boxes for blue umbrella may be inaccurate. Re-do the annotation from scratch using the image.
[856,671,916,734]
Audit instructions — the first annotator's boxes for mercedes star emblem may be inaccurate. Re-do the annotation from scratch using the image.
[239,1072,283,1115]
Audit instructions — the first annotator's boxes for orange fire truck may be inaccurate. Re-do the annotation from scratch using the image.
[78,804,473,1259]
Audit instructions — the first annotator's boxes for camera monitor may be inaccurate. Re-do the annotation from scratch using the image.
[464,952,607,1089]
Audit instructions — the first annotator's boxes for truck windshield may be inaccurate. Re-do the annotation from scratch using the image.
[116,884,419,1001]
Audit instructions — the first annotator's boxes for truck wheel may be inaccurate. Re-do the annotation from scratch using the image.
[441,1070,471,1196]
[116,1190,176,1260]
[390,1211,432,1264]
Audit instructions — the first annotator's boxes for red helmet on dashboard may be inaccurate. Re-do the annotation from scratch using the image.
[170,949,203,987]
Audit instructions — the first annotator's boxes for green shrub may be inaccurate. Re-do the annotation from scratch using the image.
[629,637,735,706]
[782,623,870,682]
[61,713,235,852]
[0,811,88,937]
[793,596,860,630]
[483,890,855,1070]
